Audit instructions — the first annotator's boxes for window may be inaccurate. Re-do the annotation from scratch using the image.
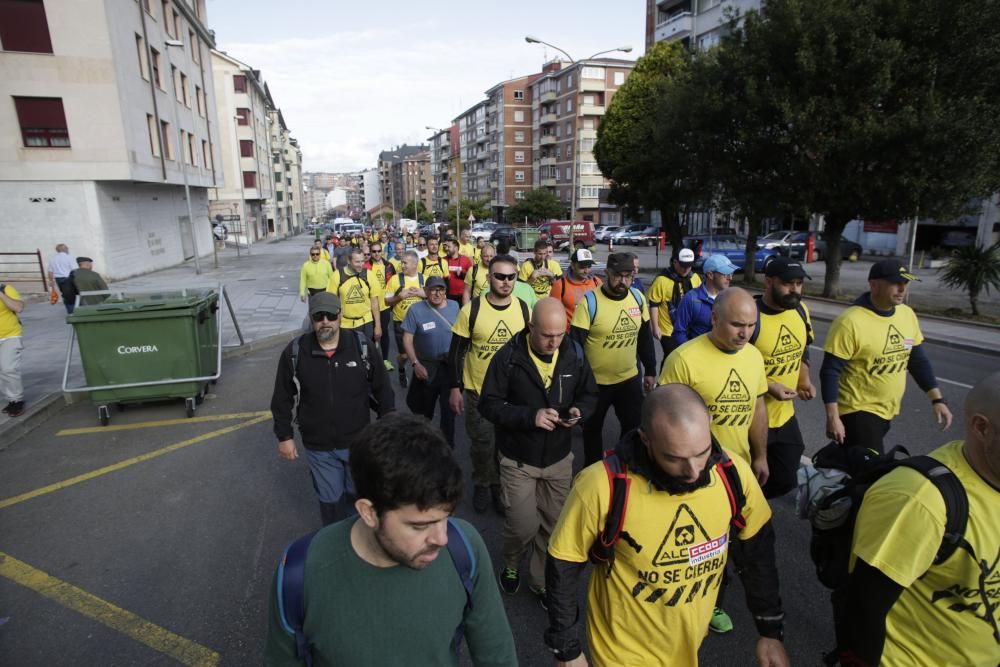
[186,131,196,165]
[514,170,525,182]
[141,0,155,18]
[195,85,203,115]
[555,125,561,138]
[581,161,599,174]
[162,2,172,34]
[233,74,247,93]
[136,34,149,80]
[566,99,573,113]
[565,167,572,180]
[172,9,180,40]
[580,138,596,152]
[202,140,212,170]
[699,0,722,11]
[150,48,162,89]
[181,72,189,106]
[583,94,595,106]
[147,114,160,156]
[239,139,253,157]
[171,65,181,102]
[555,102,560,114]
[567,73,573,87]
[513,89,524,101]
[580,186,600,198]
[514,150,525,163]
[513,110,524,122]
[583,118,595,130]
[566,122,573,136]
[236,108,250,125]
[514,131,525,143]
[556,147,561,158]
[189,30,199,63]
[243,171,256,188]
[582,66,604,80]
[160,120,172,159]
[13,97,69,147]
[556,79,561,92]
[0,0,53,52]
[276,191,284,202]
[614,71,625,86]
[514,190,524,200]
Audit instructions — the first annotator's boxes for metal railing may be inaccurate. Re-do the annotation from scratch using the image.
[0,250,48,292]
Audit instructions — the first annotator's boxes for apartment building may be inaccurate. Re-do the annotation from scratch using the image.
[302,187,327,222]
[454,101,489,207]
[428,127,452,217]
[645,0,760,50]
[356,168,380,222]
[484,74,538,221]
[0,0,222,279]
[377,144,426,218]
[266,107,304,237]
[528,58,634,225]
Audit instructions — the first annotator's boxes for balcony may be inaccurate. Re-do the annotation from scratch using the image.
[490,178,498,188]
[580,104,605,116]
[541,177,557,187]
[540,156,556,167]
[578,128,598,140]
[539,112,558,125]
[655,11,693,42]
[580,78,605,92]
[539,134,556,146]
[540,89,556,103]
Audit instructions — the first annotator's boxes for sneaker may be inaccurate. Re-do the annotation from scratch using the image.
[499,567,520,595]
[490,484,505,517]
[530,585,548,611]
[709,607,733,634]
[3,401,24,417]
[472,485,490,513]
[398,367,408,388]
[384,359,395,371]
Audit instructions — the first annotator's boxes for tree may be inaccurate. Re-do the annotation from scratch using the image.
[504,189,565,224]
[401,200,431,222]
[443,198,491,230]
[939,242,1000,316]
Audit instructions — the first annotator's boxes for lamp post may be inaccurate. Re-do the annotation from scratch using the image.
[164,39,201,274]
[524,36,632,230]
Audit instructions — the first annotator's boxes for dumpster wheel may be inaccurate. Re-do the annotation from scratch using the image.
[98,405,111,426]
[185,397,196,418]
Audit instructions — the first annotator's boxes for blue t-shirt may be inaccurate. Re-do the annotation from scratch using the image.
[401,300,460,362]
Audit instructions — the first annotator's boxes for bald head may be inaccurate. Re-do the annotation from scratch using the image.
[641,384,711,434]
[963,370,1000,486]
[710,287,757,351]
[713,286,754,318]
[640,385,714,483]
[966,370,1000,423]
[529,297,567,355]
[532,297,565,328]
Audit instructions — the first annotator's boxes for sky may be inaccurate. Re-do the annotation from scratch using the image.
[207,0,647,173]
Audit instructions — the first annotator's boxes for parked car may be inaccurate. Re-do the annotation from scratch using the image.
[622,226,660,246]
[610,224,645,244]
[684,235,780,272]
[469,222,498,241]
[594,225,621,242]
[757,230,799,252]
[940,229,977,249]
[490,225,518,249]
[536,220,596,249]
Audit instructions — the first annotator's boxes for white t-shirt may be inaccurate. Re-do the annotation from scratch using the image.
[48,252,77,279]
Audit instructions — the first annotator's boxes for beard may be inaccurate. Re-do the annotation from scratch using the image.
[773,288,801,310]
[316,326,337,343]
[374,525,441,570]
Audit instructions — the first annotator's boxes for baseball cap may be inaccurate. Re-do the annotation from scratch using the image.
[703,254,738,275]
[765,257,811,281]
[606,252,635,273]
[675,248,695,266]
[868,258,920,283]
[424,276,448,290]
[76,256,93,264]
[571,248,595,266]
[308,291,341,316]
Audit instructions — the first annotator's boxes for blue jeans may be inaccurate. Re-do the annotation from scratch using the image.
[304,448,354,503]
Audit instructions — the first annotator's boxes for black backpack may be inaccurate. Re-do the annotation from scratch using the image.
[467,296,530,339]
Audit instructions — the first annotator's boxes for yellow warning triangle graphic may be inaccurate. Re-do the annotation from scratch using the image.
[715,369,751,403]
[652,503,712,567]
[771,324,802,356]
[882,324,907,354]
[612,310,638,333]
[345,284,365,304]
[487,320,513,345]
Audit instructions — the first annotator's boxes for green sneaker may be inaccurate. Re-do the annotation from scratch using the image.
[498,567,520,595]
[383,359,395,371]
[709,607,733,634]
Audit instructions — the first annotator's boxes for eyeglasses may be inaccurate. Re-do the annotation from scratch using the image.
[492,272,517,282]
[311,311,339,322]
[417,244,427,248]
[371,249,382,253]
[310,252,320,257]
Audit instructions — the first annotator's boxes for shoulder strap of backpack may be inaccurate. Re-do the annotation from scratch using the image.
[588,451,631,575]
[896,456,968,565]
[468,297,482,338]
[518,297,530,333]
[353,330,373,381]
[289,334,306,426]
[445,518,476,657]
[471,263,479,287]
[337,266,348,286]
[629,286,645,311]
[571,339,585,374]
[584,290,597,323]
[277,530,319,667]
[749,296,764,345]
[715,451,748,531]
[796,303,813,345]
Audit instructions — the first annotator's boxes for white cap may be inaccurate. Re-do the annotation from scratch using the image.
[571,248,595,265]
[677,248,695,264]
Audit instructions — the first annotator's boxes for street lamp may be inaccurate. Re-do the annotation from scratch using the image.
[164,39,201,274]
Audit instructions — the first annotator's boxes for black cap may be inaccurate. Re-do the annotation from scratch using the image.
[308,292,341,316]
[868,258,920,283]
[424,276,447,290]
[76,256,93,264]
[606,252,635,273]
[765,257,811,281]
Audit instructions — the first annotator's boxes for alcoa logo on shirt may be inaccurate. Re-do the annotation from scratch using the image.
[117,345,159,354]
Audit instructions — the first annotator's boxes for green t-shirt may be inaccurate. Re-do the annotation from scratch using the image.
[265,519,517,667]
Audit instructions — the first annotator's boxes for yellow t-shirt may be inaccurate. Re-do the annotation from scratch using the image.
[368,260,391,312]
[326,269,373,328]
[420,256,447,279]
[519,258,563,296]
[458,242,476,259]
[464,263,490,299]
[570,287,649,386]
[452,296,528,394]
[388,257,402,275]
[0,284,23,338]
[658,336,767,464]
[850,441,999,666]
[528,346,559,390]
[752,303,813,428]
[647,272,702,336]
[549,453,772,667]
[299,260,334,296]
[384,273,424,322]
[824,303,924,420]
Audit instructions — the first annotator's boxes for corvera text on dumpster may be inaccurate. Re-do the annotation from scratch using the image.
[117,345,160,354]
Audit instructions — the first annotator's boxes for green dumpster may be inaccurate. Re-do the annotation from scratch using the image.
[514,227,541,251]
[65,288,221,425]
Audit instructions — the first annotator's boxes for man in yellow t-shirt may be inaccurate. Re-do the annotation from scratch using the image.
[326,247,381,342]
[750,258,816,499]
[518,238,563,297]
[458,229,476,260]
[841,371,1000,667]
[821,258,952,453]
[420,237,447,278]
[648,247,702,361]
[544,385,788,667]
[570,252,656,466]
[311,238,330,263]
[366,241,394,370]
[447,254,530,515]
[385,250,425,387]
[463,243,495,305]
[0,282,25,417]
[299,246,334,301]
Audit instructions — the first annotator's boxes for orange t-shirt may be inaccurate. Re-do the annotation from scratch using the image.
[549,274,602,331]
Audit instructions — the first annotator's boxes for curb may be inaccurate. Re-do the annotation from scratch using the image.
[0,329,300,449]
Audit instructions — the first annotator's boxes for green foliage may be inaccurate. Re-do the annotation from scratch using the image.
[444,198,491,229]
[504,189,565,223]
[939,242,1000,315]
[401,200,432,222]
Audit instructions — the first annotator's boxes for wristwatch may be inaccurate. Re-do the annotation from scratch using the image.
[931,397,948,405]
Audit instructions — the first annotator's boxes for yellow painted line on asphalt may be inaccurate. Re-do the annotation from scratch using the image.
[0,552,220,666]
[56,411,271,436]
[0,414,270,511]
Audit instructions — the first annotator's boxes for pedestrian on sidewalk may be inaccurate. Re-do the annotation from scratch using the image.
[298,245,333,302]
[443,238,472,305]
[548,248,601,331]
[463,243,495,304]
[821,258,953,453]
[519,238,562,299]
[672,254,736,346]
[270,292,395,525]
[648,248,701,361]
[70,257,108,306]
[0,282,25,417]
[401,276,458,446]
[479,297,597,609]
[46,244,77,314]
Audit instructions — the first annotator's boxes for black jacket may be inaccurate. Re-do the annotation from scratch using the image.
[478,332,598,468]
[270,331,394,451]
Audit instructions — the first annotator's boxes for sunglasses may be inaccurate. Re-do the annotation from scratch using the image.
[371,249,382,253]
[311,311,339,322]
[417,244,427,248]
[492,272,517,282]
[310,252,320,257]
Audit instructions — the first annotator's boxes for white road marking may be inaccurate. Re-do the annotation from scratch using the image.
[807,345,972,389]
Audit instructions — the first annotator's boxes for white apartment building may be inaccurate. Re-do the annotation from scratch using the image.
[454,101,489,205]
[358,168,380,221]
[645,0,761,51]
[267,107,304,237]
[0,0,221,280]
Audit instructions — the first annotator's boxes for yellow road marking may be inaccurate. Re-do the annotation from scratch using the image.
[0,415,270,511]
[0,552,220,666]
[56,411,271,436]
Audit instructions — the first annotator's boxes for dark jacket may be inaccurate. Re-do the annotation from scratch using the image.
[478,331,598,468]
[270,331,394,451]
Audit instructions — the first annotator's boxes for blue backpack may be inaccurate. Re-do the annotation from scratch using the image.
[583,286,646,323]
[277,518,476,666]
